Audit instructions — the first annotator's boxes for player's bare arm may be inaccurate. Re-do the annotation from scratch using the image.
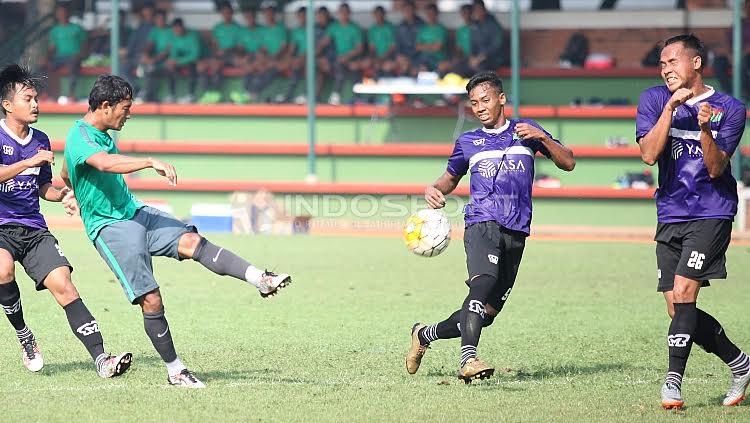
[38,183,70,202]
[697,102,731,179]
[85,152,177,186]
[425,171,461,209]
[514,123,575,171]
[639,88,693,165]
[0,150,54,184]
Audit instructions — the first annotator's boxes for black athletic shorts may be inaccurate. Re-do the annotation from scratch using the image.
[0,225,73,290]
[464,221,526,311]
[654,218,732,292]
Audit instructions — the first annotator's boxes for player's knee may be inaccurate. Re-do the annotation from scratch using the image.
[0,262,15,283]
[482,313,496,327]
[177,233,203,258]
[140,290,163,313]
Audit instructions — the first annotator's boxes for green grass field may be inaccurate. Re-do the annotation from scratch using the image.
[1,230,749,422]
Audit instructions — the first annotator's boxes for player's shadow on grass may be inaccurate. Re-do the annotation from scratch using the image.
[512,362,632,381]
[199,369,311,385]
[40,356,164,376]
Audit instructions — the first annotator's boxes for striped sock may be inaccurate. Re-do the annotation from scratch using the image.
[418,324,439,345]
[728,352,750,378]
[460,345,476,367]
[665,371,683,389]
[15,326,33,345]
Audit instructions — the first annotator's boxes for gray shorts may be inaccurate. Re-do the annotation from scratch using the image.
[93,206,197,304]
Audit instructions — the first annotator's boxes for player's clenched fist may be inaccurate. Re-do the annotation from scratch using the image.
[24,150,54,168]
[514,123,546,140]
[697,102,712,129]
[425,186,446,209]
[667,88,693,111]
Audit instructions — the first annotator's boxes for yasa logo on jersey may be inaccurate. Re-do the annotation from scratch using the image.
[0,179,37,193]
[685,143,704,157]
[473,138,486,146]
[477,160,497,178]
[671,140,683,159]
[498,159,527,172]
[2,146,13,156]
[710,107,724,123]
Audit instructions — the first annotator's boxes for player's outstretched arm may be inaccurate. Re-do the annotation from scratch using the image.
[425,171,461,209]
[638,88,692,165]
[0,150,54,184]
[85,152,177,186]
[697,102,732,179]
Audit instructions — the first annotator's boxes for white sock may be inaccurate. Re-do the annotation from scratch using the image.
[165,357,186,377]
[244,266,264,288]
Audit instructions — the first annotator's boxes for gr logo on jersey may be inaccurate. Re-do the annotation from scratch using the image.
[667,334,691,347]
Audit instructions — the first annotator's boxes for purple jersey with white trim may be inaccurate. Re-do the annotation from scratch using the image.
[0,121,52,229]
[447,118,558,235]
[636,86,745,223]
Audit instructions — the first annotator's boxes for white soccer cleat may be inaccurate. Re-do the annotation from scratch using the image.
[723,371,750,406]
[97,352,133,378]
[661,382,684,409]
[258,271,291,298]
[21,339,43,372]
[168,369,206,388]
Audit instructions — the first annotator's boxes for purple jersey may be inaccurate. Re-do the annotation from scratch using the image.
[0,121,53,229]
[636,86,746,223]
[447,118,558,235]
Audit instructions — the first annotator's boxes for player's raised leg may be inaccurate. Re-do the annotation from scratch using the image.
[177,232,291,297]
[0,250,42,372]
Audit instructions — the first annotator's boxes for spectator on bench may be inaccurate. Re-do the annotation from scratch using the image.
[164,18,201,103]
[362,6,396,78]
[468,0,504,73]
[280,6,309,104]
[439,3,473,77]
[251,3,287,103]
[124,3,155,95]
[318,3,363,105]
[47,4,88,104]
[138,9,172,102]
[233,9,264,104]
[198,1,242,103]
[313,6,336,103]
[415,3,447,73]
[394,0,424,77]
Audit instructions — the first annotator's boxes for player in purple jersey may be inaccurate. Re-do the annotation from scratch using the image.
[405,72,575,383]
[636,34,750,409]
[0,64,132,377]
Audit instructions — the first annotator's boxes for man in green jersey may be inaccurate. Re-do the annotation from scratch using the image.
[245,3,287,103]
[361,6,396,78]
[163,18,201,103]
[439,4,473,77]
[198,1,241,103]
[279,6,309,103]
[46,4,88,104]
[233,9,264,103]
[61,76,292,388]
[139,9,173,102]
[318,3,363,105]
[415,3,447,72]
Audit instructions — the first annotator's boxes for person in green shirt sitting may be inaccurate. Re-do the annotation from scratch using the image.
[415,3,448,73]
[438,4,473,77]
[46,4,88,104]
[317,3,363,105]
[243,3,287,103]
[198,1,241,103]
[164,18,201,103]
[139,9,173,102]
[360,6,396,78]
[278,6,309,103]
[231,9,264,104]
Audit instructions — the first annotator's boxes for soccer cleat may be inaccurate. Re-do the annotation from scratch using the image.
[661,382,685,409]
[723,371,750,406]
[97,352,133,378]
[405,323,429,375]
[258,271,291,298]
[458,358,495,384]
[168,369,206,388]
[21,339,43,372]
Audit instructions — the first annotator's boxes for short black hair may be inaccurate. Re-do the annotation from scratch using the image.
[425,3,438,13]
[155,9,167,18]
[466,71,503,95]
[216,0,232,12]
[339,3,351,12]
[317,6,329,14]
[374,5,385,13]
[664,34,706,69]
[171,17,184,27]
[460,4,473,13]
[0,64,42,116]
[88,75,133,111]
[473,0,486,9]
[297,6,306,14]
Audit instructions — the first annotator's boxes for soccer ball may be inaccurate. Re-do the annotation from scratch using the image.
[403,208,451,257]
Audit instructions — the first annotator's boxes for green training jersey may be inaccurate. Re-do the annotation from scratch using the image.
[456,25,471,56]
[262,23,287,55]
[49,23,87,58]
[212,22,242,51]
[147,26,173,54]
[238,25,264,53]
[325,22,362,56]
[368,23,395,57]
[290,26,306,55]
[417,24,447,61]
[64,120,142,241]
[168,30,201,64]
